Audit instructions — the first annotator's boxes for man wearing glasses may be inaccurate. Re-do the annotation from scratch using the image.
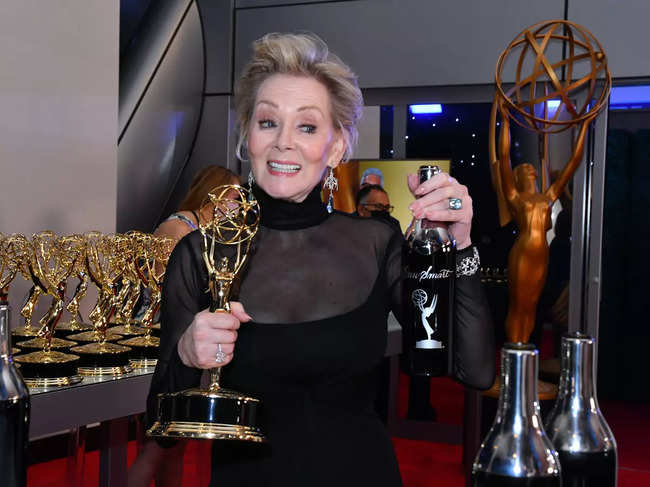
[355,184,402,234]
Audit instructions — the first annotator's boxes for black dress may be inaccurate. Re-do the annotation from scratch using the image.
[147,185,495,486]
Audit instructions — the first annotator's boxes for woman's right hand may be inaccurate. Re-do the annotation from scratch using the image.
[177,301,251,368]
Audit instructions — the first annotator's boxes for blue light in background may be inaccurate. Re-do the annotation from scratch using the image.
[546,100,561,110]
[610,85,650,106]
[409,104,443,115]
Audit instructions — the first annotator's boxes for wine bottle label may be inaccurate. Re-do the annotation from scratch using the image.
[411,288,444,349]
[407,266,453,281]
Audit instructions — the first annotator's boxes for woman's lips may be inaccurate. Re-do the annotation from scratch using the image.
[267,160,301,176]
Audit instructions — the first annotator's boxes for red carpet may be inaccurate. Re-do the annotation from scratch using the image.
[27,374,650,486]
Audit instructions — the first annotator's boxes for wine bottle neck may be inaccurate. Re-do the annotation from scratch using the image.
[497,345,541,423]
[559,335,597,405]
[1,303,11,358]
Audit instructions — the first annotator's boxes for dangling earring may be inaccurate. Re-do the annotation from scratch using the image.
[247,170,255,202]
[323,167,338,214]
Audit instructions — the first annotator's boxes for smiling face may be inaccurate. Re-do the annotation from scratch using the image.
[247,74,345,203]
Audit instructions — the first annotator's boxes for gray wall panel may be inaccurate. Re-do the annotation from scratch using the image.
[197,0,235,94]
[0,1,119,326]
[117,4,204,233]
[119,0,193,135]
[161,96,234,219]
[234,0,564,88]
[236,0,348,7]
[568,0,650,79]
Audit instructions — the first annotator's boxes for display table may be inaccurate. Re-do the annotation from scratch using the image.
[30,367,154,487]
[28,317,403,486]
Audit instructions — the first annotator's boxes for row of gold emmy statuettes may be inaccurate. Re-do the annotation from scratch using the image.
[0,231,174,387]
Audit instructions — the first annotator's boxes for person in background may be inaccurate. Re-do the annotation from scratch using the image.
[355,183,401,233]
[360,167,385,188]
[154,165,241,242]
[128,165,239,487]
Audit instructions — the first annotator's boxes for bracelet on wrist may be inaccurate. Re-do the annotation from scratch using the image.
[456,246,480,277]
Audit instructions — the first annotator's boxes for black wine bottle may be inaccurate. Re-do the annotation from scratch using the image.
[0,302,30,487]
[403,165,455,377]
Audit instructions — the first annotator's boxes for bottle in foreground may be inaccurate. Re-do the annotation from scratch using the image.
[472,343,561,487]
[403,165,456,377]
[1,302,31,487]
[545,333,617,487]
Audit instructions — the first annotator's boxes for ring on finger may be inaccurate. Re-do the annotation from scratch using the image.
[448,197,463,210]
[215,343,227,364]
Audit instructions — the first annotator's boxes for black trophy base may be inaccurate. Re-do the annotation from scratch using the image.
[54,320,93,337]
[67,330,123,344]
[471,472,561,487]
[13,350,82,387]
[17,337,78,353]
[118,335,159,368]
[147,387,265,442]
[150,323,161,338]
[557,450,617,487]
[70,342,132,376]
[11,327,40,343]
[107,323,146,338]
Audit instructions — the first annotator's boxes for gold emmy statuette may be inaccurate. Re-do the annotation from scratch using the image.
[119,233,173,368]
[67,232,123,345]
[13,232,84,387]
[70,233,133,376]
[56,235,93,337]
[10,235,46,343]
[0,233,22,304]
[107,233,147,339]
[485,20,611,399]
[107,232,148,338]
[147,185,265,441]
[1,235,27,357]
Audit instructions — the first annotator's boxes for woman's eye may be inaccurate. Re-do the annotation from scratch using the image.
[300,124,317,134]
[258,119,276,129]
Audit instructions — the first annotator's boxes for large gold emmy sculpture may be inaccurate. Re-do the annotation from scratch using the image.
[489,20,611,346]
[148,185,265,441]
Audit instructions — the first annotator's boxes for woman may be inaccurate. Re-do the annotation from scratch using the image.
[128,165,239,487]
[155,165,240,242]
[147,33,494,486]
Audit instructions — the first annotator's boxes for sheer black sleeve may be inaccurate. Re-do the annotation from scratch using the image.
[387,239,496,390]
[145,232,209,435]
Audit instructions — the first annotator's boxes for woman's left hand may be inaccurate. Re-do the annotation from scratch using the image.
[407,171,473,250]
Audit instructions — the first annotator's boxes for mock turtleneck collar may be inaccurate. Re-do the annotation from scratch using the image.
[252,184,329,230]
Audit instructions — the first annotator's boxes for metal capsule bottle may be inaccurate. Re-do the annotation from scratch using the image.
[472,343,561,486]
[403,165,456,377]
[545,333,617,486]
[0,301,31,487]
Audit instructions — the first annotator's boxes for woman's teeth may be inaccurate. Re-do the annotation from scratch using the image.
[268,161,300,173]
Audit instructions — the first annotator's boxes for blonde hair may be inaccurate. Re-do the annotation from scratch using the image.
[234,32,363,162]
